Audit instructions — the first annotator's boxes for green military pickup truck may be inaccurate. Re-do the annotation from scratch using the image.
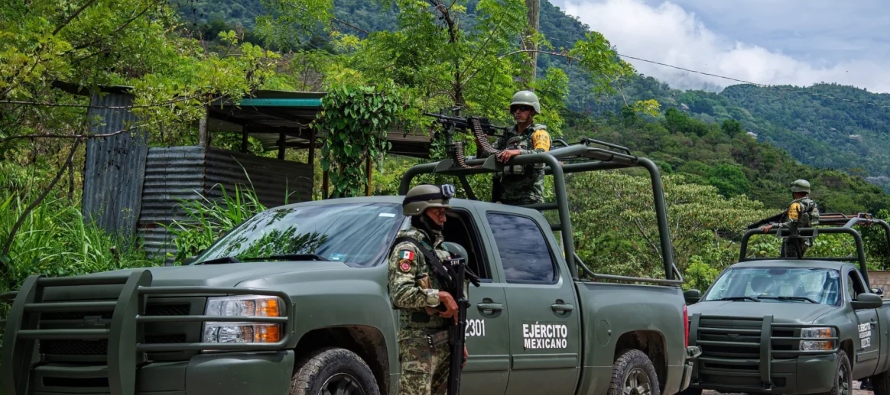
[1,140,699,395]
[684,213,890,395]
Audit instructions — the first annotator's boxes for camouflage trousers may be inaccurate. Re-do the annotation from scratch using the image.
[781,238,811,258]
[496,171,545,205]
[398,327,451,395]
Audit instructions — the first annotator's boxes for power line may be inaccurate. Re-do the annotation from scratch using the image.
[614,52,890,109]
[541,35,890,109]
[616,53,762,86]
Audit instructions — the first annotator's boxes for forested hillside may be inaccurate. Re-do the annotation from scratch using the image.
[584,77,890,191]
[185,0,890,192]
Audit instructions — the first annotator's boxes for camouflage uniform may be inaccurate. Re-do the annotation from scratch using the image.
[779,196,820,258]
[388,227,452,395]
[491,123,551,205]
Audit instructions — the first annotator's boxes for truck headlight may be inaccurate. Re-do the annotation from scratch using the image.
[202,296,283,344]
[800,327,835,351]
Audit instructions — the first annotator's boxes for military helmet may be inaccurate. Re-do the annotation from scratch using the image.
[403,184,455,216]
[790,179,811,193]
[510,90,541,114]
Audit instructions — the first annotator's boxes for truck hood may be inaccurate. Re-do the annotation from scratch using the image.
[689,300,837,323]
[66,261,354,287]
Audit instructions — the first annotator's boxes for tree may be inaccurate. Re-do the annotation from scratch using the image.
[569,171,775,278]
[266,0,633,196]
[0,0,280,277]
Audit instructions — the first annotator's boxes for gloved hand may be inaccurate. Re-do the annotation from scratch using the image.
[438,291,458,323]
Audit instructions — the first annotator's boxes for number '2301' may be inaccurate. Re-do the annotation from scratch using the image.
[466,319,486,337]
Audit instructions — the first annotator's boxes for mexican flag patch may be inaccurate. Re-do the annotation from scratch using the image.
[399,250,415,260]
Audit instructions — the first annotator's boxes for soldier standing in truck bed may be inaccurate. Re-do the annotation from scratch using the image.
[485,90,551,205]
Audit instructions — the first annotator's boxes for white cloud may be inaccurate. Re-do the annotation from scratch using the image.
[558,0,890,93]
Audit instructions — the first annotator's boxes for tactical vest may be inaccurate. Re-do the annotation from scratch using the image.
[792,197,820,227]
[499,124,548,175]
[393,228,451,329]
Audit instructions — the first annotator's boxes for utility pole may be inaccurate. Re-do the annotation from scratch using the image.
[524,0,540,88]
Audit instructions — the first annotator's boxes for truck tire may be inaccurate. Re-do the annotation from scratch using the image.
[608,349,661,395]
[677,387,702,395]
[874,371,890,395]
[820,350,852,395]
[290,347,380,395]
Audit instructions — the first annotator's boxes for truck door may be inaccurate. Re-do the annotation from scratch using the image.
[848,269,880,378]
[443,209,510,395]
[484,211,582,395]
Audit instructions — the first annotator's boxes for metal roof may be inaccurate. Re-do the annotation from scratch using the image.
[207,90,433,158]
[54,84,434,158]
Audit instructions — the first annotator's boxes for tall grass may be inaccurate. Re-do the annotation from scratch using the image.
[162,183,267,264]
[0,162,159,295]
[0,194,158,292]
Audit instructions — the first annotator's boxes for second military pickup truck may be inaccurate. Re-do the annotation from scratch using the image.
[684,213,890,395]
[1,139,699,395]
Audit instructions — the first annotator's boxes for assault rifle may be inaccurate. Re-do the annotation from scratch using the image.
[747,211,786,230]
[441,242,480,395]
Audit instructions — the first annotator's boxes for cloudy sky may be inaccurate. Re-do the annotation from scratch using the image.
[549,0,890,93]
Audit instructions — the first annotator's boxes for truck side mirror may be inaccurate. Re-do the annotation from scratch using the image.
[852,293,883,310]
[684,289,701,305]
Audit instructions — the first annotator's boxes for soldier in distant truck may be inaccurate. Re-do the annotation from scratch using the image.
[760,179,820,258]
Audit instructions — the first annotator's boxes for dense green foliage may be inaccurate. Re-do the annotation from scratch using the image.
[562,102,890,214]
[576,75,890,191]
[2,0,890,306]
[190,0,890,192]
[316,82,403,197]
[0,163,158,295]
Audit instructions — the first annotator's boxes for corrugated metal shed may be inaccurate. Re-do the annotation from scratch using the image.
[137,146,312,263]
[81,91,149,236]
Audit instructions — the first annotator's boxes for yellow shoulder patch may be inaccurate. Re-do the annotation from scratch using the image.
[531,129,551,151]
[788,202,801,220]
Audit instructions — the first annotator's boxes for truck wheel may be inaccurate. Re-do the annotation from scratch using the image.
[821,350,852,395]
[609,349,661,395]
[873,371,890,395]
[677,387,702,395]
[290,347,380,395]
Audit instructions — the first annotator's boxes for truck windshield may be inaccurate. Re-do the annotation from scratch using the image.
[193,202,404,267]
[703,267,841,305]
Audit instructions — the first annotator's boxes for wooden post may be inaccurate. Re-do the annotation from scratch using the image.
[322,170,329,200]
[198,112,209,147]
[365,154,373,196]
[240,127,248,153]
[307,127,315,165]
[277,132,286,160]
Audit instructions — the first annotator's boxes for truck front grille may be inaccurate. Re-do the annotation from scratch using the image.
[697,316,763,369]
[38,301,199,361]
[42,335,188,356]
[692,313,835,391]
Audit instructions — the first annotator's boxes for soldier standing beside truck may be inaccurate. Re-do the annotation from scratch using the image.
[485,90,551,205]
[388,184,463,395]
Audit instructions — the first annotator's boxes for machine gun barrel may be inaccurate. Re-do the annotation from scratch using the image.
[422,112,508,134]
